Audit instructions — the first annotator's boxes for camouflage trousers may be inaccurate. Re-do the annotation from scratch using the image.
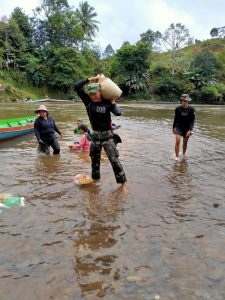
[90,132,127,184]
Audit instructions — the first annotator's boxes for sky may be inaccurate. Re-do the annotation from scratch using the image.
[1,0,225,50]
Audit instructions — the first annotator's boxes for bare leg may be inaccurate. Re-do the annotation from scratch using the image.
[175,135,181,159]
[183,137,189,155]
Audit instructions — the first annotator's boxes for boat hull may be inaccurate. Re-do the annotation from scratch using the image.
[0,116,35,141]
[0,124,34,140]
[26,98,49,103]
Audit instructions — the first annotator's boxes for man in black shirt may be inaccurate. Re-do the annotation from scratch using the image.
[74,75,127,188]
[173,94,195,160]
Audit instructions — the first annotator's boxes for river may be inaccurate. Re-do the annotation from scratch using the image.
[0,102,225,300]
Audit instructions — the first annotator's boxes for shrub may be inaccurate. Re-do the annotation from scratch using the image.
[67,92,77,100]
[0,71,5,79]
[214,83,225,98]
[182,82,196,94]
[153,77,182,101]
[151,65,170,77]
[200,85,222,103]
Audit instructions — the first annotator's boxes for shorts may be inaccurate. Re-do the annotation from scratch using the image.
[175,127,189,138]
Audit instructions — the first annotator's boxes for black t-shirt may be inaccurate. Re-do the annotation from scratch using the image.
[74,79,121,131]
[173,105,195,130]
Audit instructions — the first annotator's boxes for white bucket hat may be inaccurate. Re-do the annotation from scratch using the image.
[180,94,191,101]
[34,105,48,113]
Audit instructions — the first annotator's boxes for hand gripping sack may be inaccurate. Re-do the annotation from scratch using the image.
[98,74,122,100]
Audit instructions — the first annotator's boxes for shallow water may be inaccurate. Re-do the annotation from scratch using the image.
[0,102,225,300]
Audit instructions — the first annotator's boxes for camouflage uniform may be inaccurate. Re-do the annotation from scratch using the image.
[75,78,127,184]
[90,130,127,183]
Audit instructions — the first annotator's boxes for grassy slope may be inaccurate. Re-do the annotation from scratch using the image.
[0,78,47,101]
[150,38,225,72]
[0,77,72,101]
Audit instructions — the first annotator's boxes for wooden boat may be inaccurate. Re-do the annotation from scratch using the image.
[25,98,49,103]
[0,116,35,141]
[48,99,78,103]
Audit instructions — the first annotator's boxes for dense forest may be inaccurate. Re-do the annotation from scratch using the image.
[0,0,225,103]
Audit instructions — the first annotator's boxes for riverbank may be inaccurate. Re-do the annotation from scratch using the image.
[0,77,224,105]
[0,80,46,102]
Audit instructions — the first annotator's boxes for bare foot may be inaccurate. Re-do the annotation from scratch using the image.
[121,183,128,192]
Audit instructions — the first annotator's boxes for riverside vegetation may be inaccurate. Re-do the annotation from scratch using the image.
[0,0,225,103]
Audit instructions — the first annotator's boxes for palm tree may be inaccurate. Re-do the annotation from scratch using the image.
[76,1,100,39]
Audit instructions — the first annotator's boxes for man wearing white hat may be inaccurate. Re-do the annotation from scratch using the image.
[34,105,62,154]
[173,94,195,160]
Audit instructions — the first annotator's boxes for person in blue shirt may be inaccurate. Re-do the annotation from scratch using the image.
[34,105,62,155]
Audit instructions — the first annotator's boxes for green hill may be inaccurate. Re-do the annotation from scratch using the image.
[1,38,225,103]
[151,38,225,74]
[148,38,225,103]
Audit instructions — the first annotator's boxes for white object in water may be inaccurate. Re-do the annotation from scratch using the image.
[73,174,93,185]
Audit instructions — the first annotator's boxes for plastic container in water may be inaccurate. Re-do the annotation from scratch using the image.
[98,74,122,100]
[3,196,25,207]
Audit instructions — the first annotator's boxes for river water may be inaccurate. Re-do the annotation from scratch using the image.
[0,102,225,300]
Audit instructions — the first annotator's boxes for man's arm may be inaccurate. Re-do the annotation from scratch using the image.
[189,108,195,131]
[53,119,61,136]
[74,76,100,106]
[173,108,178,129]
[74,78,90,106]
[34,119,41,141]
[110,99,121,116]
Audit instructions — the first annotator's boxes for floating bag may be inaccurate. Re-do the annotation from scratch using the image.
[0,195,25,213]
[3,196,25,207]
[98,74,122,100]
[73,174,93,185]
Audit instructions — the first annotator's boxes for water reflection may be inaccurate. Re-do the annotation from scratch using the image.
[35,153,62,174]
[74,186,125,297]
[170,159,193,199]
[168,158,195,221]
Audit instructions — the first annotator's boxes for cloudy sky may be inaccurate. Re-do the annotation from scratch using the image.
[1,0,225,50]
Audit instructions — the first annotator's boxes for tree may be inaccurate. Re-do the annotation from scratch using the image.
[32,0,83,47]
[76,1,100,40]
[210,26,225,38]
[122,41,130,46]
[139,29,162,49]
[103,44,114,58]
[184,50,220,88]
[0,18,27,69]
[153,76,182,101]
[11,7,33,48]
[163,23,191,74]
[112,42,151,94]
[44,44,101,92]
[0,48,3,69]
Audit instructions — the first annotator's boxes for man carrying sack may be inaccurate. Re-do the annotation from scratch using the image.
[74,75,127,189]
